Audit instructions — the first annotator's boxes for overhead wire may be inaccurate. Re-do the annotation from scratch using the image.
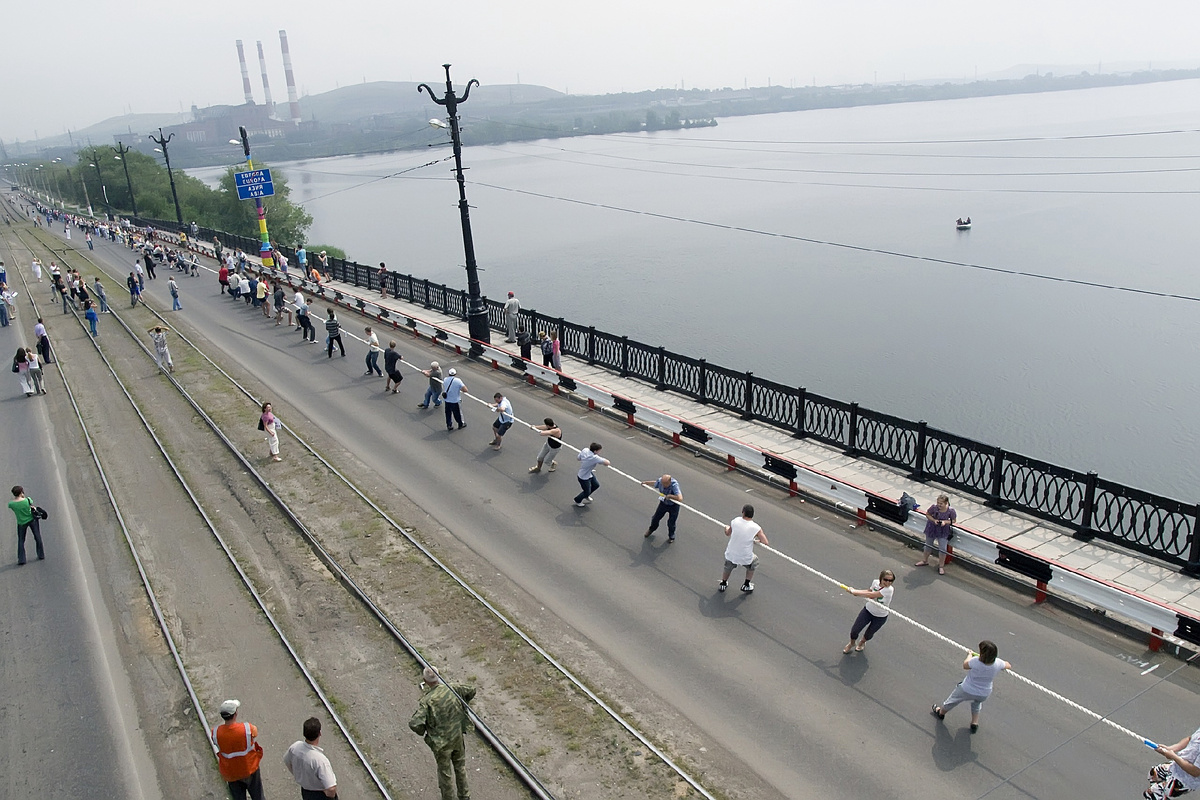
[468,179,1200,303]
[488,141,1200,178]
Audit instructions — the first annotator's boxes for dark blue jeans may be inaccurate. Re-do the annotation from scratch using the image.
[17,517,44,564]
[422,386,442,407]
[574,476,600,503]
[648,502,681,537]
[366,350,381,375]
[444,401,464,428]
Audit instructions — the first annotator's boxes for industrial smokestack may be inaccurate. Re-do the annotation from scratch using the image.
[236,40,254,104]
[279,30,302,125]
[256,40,275,112]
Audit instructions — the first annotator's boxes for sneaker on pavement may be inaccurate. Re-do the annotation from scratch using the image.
[718,580,728,593]
[582,497,593,504]
[741,582,754,593]
[643,529,653,538]
[548,463,556,472]
[528,466,541,473]
[573,502,587,508]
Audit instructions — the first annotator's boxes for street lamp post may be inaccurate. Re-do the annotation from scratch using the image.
[88,148,113,218]
[149,128,184,227]
[233,127,273,267]
[112,142,137,216]
[418,64,490,351]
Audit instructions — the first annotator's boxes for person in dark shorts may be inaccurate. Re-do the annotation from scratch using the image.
[384,341,404,394]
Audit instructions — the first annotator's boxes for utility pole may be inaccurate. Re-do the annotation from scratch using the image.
[418,64,490,352]
[112,141,137,216]
[88,148,112,219]
[149,128,184,226]
[236,126,273,267]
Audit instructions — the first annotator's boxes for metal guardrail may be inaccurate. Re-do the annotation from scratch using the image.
[130,215,1200,573]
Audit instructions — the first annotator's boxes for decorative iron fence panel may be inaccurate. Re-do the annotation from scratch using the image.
[704,364,746,413]
[921,428,997,497]
[803,393,853,447]
[751,379,798,430]
[998,452,1089,526]
[663,353,703,398]
[1091,480,1196,563]
[625,340,659,383]
[855,409,920,471]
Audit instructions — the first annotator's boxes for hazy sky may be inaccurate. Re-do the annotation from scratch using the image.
[4,0,1199,143]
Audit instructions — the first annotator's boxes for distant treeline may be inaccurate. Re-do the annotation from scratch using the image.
[167,67,1200,167]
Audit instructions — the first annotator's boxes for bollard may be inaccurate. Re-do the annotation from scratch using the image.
[727,455,736,472]
[1034,581,1048,604]
[789,480,799,498]
[856,507,867,527]
[1149,627,1164,652]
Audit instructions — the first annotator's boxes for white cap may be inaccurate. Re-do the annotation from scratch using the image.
[219,699,241,717]
[448,368,457,376]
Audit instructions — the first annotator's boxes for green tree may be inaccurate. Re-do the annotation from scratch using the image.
[212,165,313,245]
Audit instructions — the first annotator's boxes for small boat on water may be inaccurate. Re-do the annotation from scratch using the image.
[956,217,972,230]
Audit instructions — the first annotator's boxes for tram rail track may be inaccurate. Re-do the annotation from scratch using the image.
[3,202,718,799]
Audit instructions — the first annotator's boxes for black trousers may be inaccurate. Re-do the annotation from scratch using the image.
[225,770,264,800]
[327,333,345,357]
[648,502,681,537]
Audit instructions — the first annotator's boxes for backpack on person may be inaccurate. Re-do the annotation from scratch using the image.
[541,338,553,356]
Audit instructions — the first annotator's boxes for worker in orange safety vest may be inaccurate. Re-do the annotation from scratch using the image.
[211,699,265,800]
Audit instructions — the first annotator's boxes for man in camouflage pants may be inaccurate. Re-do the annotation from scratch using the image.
[409,667,477,800]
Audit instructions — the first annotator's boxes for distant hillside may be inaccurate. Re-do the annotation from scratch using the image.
[298,81,564,123]
[21,111,191,150]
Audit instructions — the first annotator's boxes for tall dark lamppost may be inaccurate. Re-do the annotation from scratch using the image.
[149,128,184,226]
[418,64,490,352]
[88,148,112,218]
[112,141,137,216]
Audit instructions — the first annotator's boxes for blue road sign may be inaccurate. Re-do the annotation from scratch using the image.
[234,169,275,200]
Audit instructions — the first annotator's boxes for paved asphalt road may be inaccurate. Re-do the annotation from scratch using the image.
[0,333,162,799]
[64,231,1200,799]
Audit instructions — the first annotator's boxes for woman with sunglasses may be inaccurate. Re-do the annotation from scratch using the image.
[842,569,896,653]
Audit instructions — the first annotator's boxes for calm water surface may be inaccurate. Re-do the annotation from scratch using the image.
[193,80,1200,500]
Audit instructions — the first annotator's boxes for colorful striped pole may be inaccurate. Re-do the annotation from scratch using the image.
[237,126,274,267]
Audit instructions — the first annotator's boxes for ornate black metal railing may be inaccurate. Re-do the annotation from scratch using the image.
[136,216,1200,570]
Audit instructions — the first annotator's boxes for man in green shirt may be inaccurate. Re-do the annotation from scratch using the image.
[409,667,477,800]
[8,485,44,565]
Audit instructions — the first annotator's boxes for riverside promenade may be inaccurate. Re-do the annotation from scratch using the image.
[161,229,1200,654]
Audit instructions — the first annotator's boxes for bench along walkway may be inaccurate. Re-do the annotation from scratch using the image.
[161,229,1200,653]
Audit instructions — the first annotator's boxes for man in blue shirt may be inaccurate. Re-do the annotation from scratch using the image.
[441,369,468,431]
[642,474,684,543]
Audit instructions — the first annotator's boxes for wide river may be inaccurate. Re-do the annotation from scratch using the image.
[193,79,1200,501]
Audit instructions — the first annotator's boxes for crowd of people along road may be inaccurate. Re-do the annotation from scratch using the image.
[7,205,1191,796]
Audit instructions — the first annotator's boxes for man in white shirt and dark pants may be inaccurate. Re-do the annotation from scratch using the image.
[720,504,768,594]
[283,717,338,799]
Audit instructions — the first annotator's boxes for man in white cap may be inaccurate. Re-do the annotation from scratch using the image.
[503,291,520,342]
[211,699,265,799]
[283,717,338,799]
[441,368,467,431]
[409,667,477,800]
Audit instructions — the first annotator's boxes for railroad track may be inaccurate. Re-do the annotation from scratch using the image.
[1,199,717,800]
